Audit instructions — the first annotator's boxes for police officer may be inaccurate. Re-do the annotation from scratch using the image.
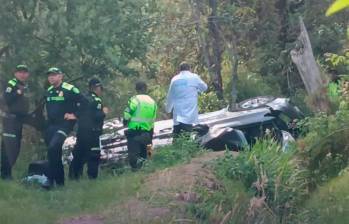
[69,78,108,179]
[1,65,30,179]
[43,67,84,187]
[123,81,157,170]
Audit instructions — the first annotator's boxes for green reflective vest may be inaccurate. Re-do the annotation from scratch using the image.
[124,95,157,131]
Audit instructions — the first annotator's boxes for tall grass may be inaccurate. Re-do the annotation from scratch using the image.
[298,109,349,185]
[197,139,310,224]
[302,169,349,224]
[0,136,203,224]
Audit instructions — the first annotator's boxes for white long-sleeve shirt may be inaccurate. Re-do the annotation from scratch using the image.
[165,71,208,125]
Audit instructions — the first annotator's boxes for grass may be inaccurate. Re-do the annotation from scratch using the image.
[188,174,250,224]
[0,174,140,224]
[0,136,203,224]
[302,168,349,224]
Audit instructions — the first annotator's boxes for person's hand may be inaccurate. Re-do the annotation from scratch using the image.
[102,107,109,114]
[64,113,77,120]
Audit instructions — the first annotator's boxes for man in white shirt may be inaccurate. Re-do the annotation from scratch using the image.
[165,62,208,136]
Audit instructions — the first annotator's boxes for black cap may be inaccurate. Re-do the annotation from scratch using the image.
[89,78,102,88]
[47,67,62,75]
[15,64,29,72]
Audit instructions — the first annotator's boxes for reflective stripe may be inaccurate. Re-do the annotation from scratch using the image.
[57,130,67,137]
[91,147,100,151]
[47,96,65,102]
[8,79,17,87]
[3,133,16,138]
[62,82,74,90]
[47,86,54,91]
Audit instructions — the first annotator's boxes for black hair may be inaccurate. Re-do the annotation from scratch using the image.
[179,62,190,71]
[135,81,147,93]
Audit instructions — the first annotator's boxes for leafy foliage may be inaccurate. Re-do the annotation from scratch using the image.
[214,140,309,223]
[298,109,349,184]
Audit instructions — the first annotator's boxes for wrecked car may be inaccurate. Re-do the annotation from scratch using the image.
[63,96,303,163]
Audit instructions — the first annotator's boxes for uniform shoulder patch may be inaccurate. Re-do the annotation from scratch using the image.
[72,87,80,94]
[5,87,12,93]
[8,79,17,87]
[62,82,74,91]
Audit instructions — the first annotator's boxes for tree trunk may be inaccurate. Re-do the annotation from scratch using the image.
[290,17,329,112]
[190,0,213,79]
[229,50,239,111]
[275,0,289,48]
[208,0,224,100]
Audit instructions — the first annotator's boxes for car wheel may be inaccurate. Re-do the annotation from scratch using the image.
[237,96,275,109]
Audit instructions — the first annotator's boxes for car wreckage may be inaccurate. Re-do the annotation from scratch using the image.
[63,96,303,164]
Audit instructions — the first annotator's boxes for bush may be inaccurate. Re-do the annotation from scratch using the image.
[298,109,349,185]
[142,135,205,172]
[198,91,226,113]
[214,139,309,223]
[234,72,281,102]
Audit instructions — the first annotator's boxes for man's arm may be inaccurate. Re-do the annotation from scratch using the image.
[90,99,106,122]
[195,75,208,93]
[3,83,20,107]
[65,86,85,120]
[123,97,137,126]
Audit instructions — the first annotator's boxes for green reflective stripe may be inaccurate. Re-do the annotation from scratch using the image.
[91,147,100,151]
[3,133,16,138]
[94,97,102,102]
[47,96,65,102]
[62,82,74,90]
[72,87,80,94]
[8,79,17,87]
[57,130,67,137]
[47,86,54,91]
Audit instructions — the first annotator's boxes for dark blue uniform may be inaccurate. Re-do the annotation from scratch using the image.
[1,78,29,179]
[45,82,83,186]
[69,92,105,179]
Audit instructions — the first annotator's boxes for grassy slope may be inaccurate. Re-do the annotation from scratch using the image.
[0,137,203,224]
[304,169,349,224]
[0,173,141,224]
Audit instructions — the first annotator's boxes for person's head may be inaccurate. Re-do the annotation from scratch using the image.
[179,62,191,72]
[89,78,103,97]
[14,65,30,82]
[47,67,63,87]
[135,81,147,94]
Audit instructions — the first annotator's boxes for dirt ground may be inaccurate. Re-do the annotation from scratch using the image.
[60,151,226,224]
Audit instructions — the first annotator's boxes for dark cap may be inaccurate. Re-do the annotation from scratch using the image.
[89,78,102,88]
[15,64,29,72]
[47,67,62,75]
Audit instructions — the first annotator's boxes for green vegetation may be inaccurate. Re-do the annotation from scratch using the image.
[0,137,203,224]
[304,169,349,223]
[1,0,349,223]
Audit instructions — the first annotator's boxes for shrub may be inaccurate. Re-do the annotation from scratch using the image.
[142,135,205,172]
[198,91,226,113]
[298,109,349,185]
[214,139,309,223]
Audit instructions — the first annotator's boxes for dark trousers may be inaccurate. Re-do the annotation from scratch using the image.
[1,115,23,179]
[126,130,152,169]
[69,130,101,179]
[44,124,72,186]
[173,123,193,138]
